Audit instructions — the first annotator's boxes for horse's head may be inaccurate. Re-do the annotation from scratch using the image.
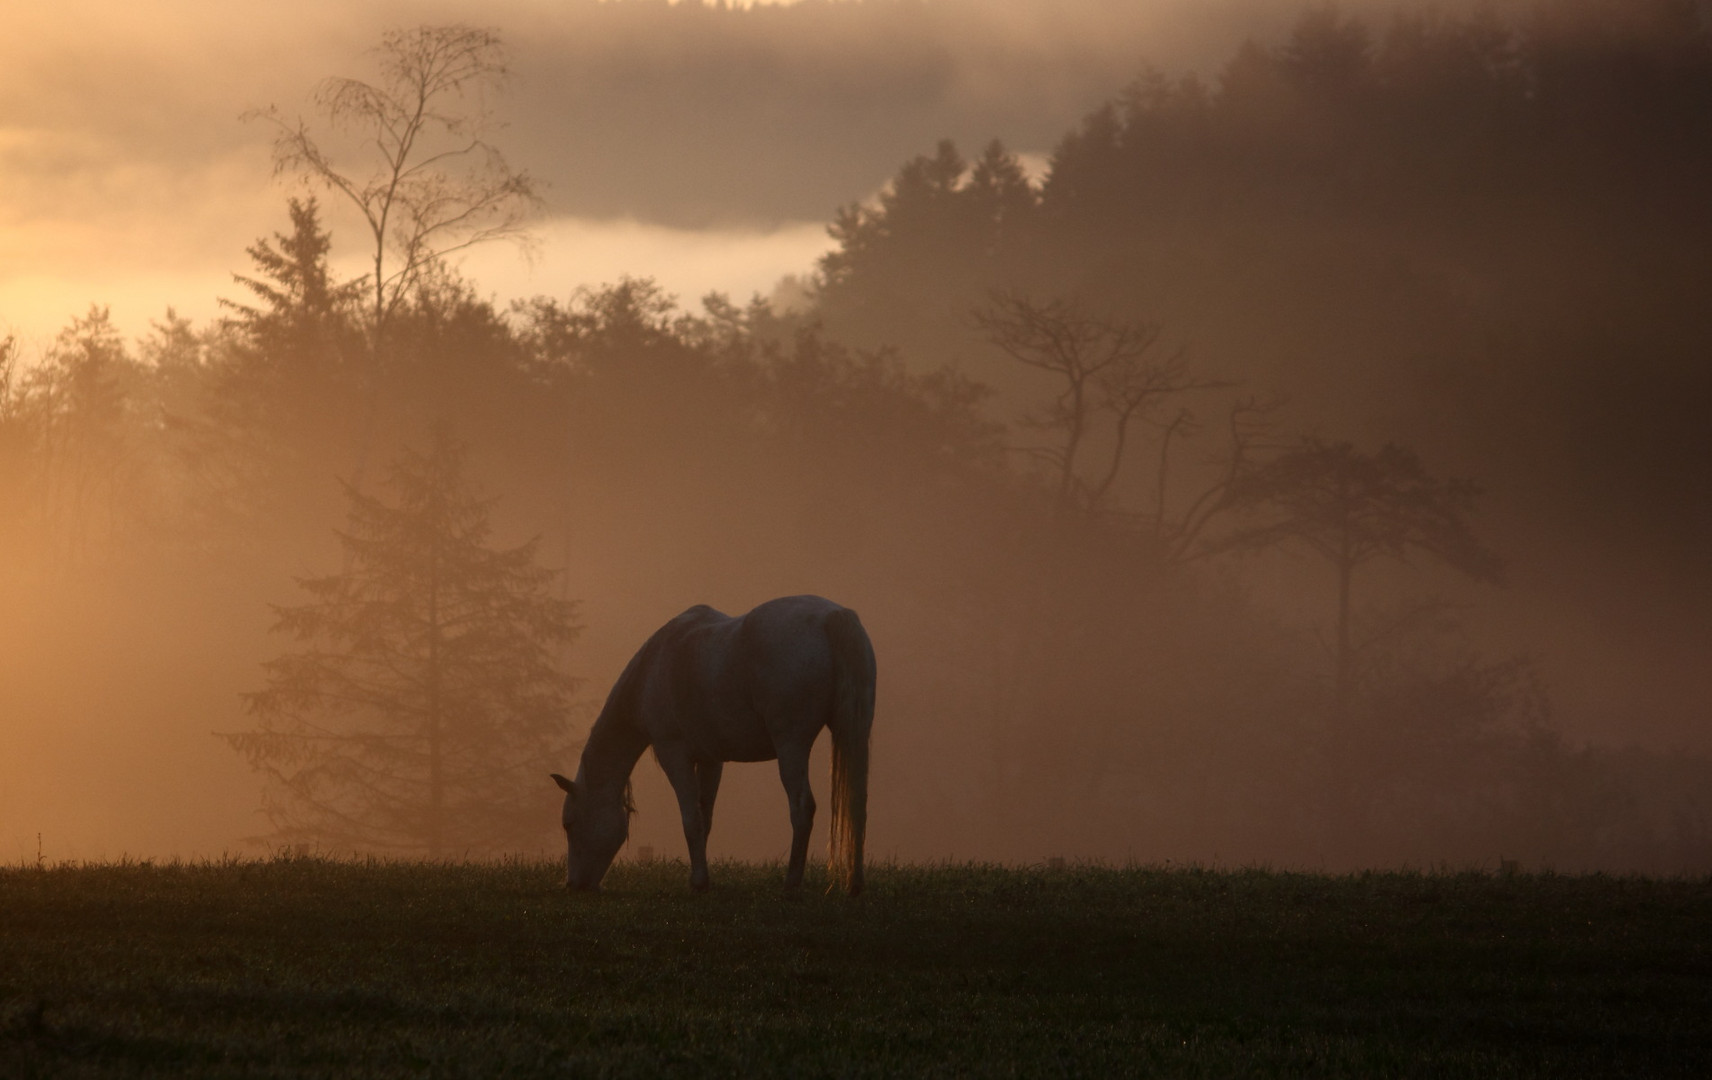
[551,772,627,891]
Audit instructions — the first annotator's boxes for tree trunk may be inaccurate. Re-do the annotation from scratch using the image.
[1055,376,1089,514]
[1335,554,1353,718]
[1333,471,1355,720]
[426,538,443,859]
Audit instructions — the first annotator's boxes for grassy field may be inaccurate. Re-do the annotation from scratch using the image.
[1,858,1708,1077]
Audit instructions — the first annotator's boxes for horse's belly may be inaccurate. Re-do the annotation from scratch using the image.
[714,726,778,763]
[723,747,778,763]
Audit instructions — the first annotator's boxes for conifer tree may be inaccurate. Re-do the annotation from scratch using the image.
[228,425,580,856]
[221,196,364,367]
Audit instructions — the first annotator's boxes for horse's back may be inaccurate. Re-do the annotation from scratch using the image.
[740,595,849,645]
[736,596,864,747]
[640,596,862,763]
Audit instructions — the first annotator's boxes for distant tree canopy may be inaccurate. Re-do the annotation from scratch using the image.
[973,290,1214,518]
[811,0,1712,612]
[1,200,1697,867]
[819,0,1712,323]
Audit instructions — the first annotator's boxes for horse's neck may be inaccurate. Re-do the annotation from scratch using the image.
[577,707,648,793]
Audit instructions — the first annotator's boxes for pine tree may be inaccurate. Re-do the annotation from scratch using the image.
[221,196,364,366]
[228,426,580,856]
[184,198,367,535]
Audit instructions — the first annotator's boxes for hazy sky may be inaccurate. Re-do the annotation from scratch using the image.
[0,0,1351,345]
[0,2,826,344]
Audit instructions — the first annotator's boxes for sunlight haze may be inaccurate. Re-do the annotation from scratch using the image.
[3,0,1710,875]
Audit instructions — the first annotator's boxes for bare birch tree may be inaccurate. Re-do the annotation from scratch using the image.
[248,26,541,364]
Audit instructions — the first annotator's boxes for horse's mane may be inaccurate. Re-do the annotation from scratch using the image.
[586,605,727,826]
[598,615,685,734]
[587,614,691,823]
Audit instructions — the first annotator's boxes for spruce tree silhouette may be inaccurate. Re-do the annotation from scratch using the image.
[228,425,580,856]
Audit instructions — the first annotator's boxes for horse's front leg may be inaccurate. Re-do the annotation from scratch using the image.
[656,748,711,891]
[776,745,816,890]
[695,760,724,844]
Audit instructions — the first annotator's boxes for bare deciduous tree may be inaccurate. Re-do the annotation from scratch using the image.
[248,26,541,362]
[975,291,1221,515]
[1161,393,1288,561]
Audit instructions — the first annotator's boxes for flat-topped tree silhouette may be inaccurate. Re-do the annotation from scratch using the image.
[228,426,580,856]
[1222,439,1503,712]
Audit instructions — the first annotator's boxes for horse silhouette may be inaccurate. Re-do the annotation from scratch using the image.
[552,595,875,894]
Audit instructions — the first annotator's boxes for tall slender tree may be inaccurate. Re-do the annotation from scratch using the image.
[248,26,541,490]
[21,308,146,563]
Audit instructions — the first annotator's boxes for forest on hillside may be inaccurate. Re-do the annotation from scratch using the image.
[2,0,1709,871]
[813,0,1712,748]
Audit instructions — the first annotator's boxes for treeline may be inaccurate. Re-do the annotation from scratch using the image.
[819,0,1712,400]
[0,201,1027,859]
[5,193,1705,869]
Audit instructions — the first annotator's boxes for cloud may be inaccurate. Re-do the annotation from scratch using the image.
[3,0,1516,342]
[455,215,833,310]
[0,208,833,346]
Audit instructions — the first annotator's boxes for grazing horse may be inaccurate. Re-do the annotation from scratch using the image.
[551,595,875,895]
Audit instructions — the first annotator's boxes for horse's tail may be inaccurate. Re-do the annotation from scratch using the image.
[825,606,875,897]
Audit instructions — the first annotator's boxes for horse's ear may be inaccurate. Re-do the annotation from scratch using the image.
[550,773,576,796]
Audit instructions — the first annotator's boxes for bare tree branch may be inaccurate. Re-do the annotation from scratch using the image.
[977,291,1223,517]
[245,25,543,369]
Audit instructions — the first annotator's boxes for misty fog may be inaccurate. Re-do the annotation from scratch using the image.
[3,0,1710,874]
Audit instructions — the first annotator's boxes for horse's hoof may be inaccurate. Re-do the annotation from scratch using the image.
[690,878,711,893]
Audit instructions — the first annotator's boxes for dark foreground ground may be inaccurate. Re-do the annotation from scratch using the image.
[1,859,1708,1077]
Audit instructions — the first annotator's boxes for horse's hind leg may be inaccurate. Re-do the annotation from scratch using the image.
[695,760,723,844]
[776,744,816,890]
[656,747,712,891]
